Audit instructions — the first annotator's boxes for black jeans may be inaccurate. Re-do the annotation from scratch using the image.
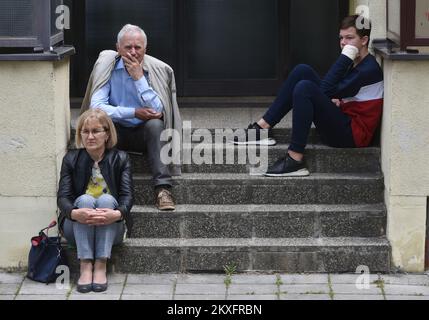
[263,64,355,153]
[114,119,172,188]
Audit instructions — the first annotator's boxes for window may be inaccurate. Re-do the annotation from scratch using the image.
[387,0,429,51]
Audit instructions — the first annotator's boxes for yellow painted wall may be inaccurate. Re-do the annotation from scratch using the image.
[381,59,429,272]
[0,59,70,268]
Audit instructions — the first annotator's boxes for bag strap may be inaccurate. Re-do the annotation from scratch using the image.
[39,220,62,246]
[39,220,57,237]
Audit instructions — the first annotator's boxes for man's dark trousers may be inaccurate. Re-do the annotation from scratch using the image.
[114,119,172,188]
[263,64,355,153]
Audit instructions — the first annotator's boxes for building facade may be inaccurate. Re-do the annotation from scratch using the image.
[0,0,428,273]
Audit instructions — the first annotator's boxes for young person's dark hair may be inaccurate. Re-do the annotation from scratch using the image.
[341,14,372,46]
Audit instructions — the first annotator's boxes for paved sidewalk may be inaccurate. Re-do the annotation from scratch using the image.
[1,272,429,300]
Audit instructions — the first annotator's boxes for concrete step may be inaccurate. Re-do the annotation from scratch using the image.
[134,173,384,205]
[70,107,321,145]
[70,97,276,110]
[68,139,380,174]
[177,96,276,109]
[187,127,323,145]
[70,106,380,146]
[69,127,323,149]
[71,105,283,131]
[128,204,386,239]
[64,237,391,273]
[130,144,381,174]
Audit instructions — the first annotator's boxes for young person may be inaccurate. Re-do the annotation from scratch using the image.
[234,15,383,177]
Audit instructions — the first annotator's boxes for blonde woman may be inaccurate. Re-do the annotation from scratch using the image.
[57,109,133,293]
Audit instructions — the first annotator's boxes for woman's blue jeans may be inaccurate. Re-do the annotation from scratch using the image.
[63,194,125,260]
[263,64,355,153]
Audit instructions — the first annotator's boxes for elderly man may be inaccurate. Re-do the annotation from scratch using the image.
[81,24,181,211]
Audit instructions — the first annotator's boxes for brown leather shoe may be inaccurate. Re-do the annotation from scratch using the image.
[156,188,176,211]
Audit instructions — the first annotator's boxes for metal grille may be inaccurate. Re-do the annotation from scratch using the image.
[0,0,34,37]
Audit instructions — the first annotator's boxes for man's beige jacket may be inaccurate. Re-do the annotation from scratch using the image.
[81,50,182,175]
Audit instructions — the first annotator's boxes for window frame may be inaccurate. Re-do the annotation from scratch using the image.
[387,0,429,51]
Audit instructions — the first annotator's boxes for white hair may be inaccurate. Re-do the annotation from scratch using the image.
[117,24,147,48]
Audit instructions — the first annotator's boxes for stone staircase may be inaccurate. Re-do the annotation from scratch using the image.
[67,106,391,273]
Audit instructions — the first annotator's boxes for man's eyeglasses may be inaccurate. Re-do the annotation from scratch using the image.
[81,128,107,136]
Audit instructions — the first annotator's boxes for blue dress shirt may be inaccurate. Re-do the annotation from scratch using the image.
[90,58,164,127]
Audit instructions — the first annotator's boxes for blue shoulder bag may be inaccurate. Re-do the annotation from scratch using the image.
[27,220,68,284]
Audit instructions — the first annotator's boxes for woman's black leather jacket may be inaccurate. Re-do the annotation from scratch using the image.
[57,148,134,230]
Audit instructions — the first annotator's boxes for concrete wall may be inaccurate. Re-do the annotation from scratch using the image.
[381,60,429,272]
[0,59,70,268]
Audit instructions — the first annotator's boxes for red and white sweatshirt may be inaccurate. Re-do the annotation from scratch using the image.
[320,54,384,147]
